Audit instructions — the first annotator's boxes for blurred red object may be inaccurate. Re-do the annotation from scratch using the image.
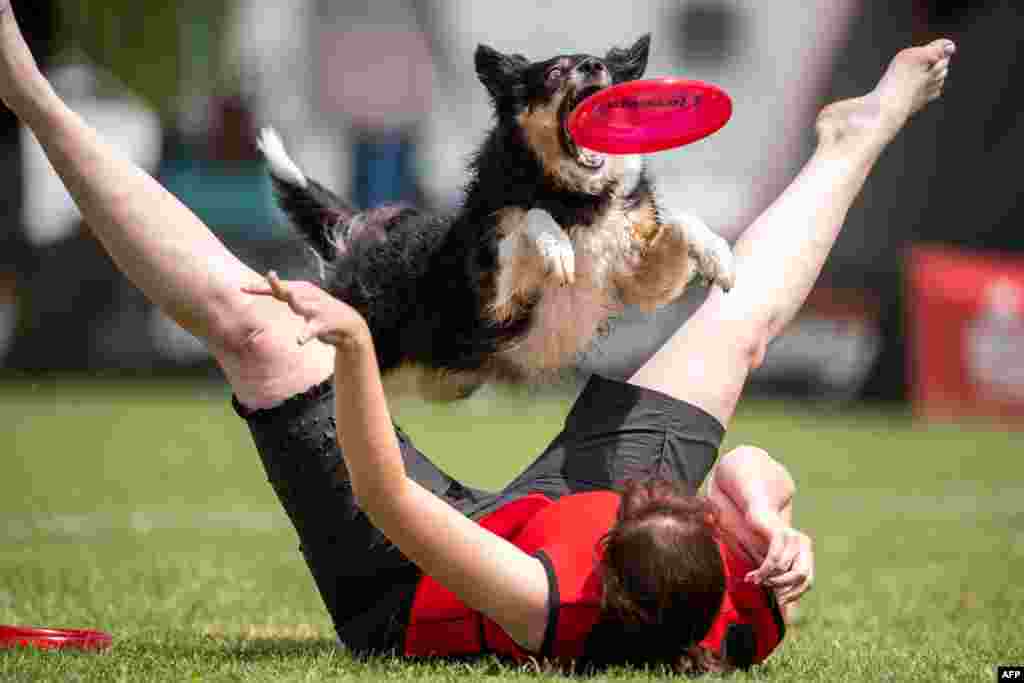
[318,30,434,129]
[0,625,112,651]
[907,245,1024,425]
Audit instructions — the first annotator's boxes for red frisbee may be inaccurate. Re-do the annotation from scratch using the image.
[567,78,733,155]
[0,625,112,651]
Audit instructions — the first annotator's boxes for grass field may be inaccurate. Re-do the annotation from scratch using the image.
[1,376,1021,681]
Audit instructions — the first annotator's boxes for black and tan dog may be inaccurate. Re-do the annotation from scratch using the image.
[258,35,734,399]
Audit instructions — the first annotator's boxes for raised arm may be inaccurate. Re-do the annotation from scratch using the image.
[707,445,812,605]
[244,273,552,652]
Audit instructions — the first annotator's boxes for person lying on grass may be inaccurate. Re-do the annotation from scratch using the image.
[0,2,954,673]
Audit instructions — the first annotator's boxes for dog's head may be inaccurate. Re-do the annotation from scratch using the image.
[475,35,650,193]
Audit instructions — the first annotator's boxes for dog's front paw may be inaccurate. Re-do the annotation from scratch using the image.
[675,211,734,292]
[526,209,575,286]
[695,230,735,292]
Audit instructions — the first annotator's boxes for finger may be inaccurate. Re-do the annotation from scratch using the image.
[747,538,796,584]
[241,282,274,295]
[746,552,778,584]
[264,271,320,319]
[268,271,310,308]
[772,541,812,582]
[776,580,811,606]
[747,560,782,585]
[764,568,807,589]
[754,557,796,585]
[296,319,324,346]
[562,251,575,286]
[242,272,277,294]
[776,588,798,606]
[745,538,782,583]
[775,566,814,604]
[267,271,292,301]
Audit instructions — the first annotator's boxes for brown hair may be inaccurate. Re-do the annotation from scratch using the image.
[587,478,728,674]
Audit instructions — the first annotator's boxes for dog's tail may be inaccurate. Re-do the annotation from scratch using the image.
[257,128,356,263]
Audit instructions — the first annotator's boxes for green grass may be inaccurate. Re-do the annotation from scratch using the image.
[1,377,1021,681]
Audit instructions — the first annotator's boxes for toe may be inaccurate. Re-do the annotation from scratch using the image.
[561,253,576,286]
[928,38,956,62]
[717,257,737,291]
[716,270,735,292]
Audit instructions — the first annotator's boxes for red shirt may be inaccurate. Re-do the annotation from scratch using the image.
[404,491,784,666]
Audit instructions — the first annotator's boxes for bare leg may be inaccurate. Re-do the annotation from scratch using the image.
[629,39,956,427]
[0,5,332,408]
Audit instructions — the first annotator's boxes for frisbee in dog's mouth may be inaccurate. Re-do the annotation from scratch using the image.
[560,85,608,169]
[567,78,733,155]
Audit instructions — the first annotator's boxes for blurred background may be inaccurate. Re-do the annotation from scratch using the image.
[1,0,1021,425]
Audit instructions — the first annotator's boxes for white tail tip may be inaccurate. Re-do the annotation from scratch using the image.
[257,127,307,188]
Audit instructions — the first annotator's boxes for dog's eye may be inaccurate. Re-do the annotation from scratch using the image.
[546,67,563,83]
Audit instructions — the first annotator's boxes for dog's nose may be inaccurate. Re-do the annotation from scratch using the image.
[576,58,606,77]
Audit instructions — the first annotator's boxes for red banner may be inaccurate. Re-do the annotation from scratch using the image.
[907,245,1024,424]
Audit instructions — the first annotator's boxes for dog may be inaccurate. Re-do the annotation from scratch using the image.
[258,34,735,400]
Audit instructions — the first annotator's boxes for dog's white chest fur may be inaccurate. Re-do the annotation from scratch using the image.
[512,252,623,372]
[491,207,635,373]
[489,195,735,377]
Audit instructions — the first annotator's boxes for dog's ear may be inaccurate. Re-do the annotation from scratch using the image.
[475,44,529,101]
[605,34,651,83]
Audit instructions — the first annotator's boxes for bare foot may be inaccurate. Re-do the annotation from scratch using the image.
[816,39,956,149]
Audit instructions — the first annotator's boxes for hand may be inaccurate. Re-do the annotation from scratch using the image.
[744,521,814,606]
[242,271,371,349]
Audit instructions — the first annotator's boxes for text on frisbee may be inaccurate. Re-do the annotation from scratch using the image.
[567,78,733,155]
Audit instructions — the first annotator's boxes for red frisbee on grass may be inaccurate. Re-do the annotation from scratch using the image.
[567,78,733,154]
[0,625,112,651]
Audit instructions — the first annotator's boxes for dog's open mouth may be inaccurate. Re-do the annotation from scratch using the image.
[559,85,606,169]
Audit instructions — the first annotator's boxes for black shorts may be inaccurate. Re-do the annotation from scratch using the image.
[232,374,725,655]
